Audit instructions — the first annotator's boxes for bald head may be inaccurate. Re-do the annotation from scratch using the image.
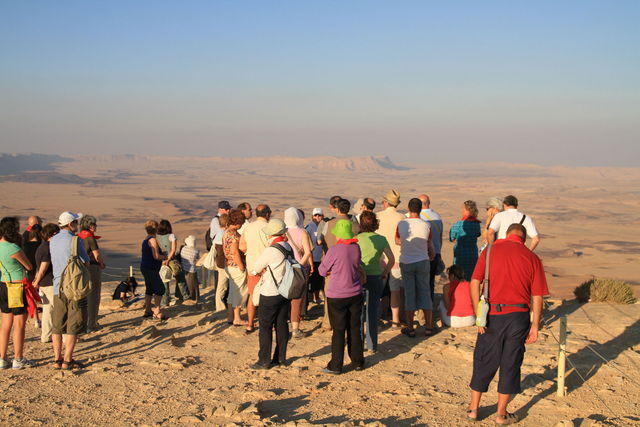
[506,223,527,240]
[255,204,272,220]
[419,194,430,208]
[27,216,42,228]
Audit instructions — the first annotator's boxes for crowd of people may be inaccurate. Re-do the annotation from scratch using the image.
[0,191,547,425]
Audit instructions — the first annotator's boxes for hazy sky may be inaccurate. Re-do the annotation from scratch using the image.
[1,1,639,166]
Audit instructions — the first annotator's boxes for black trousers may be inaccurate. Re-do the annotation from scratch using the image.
[258,294,290,365]
[470,311,530,395]
[429,253,441,305]
[327,294,365,371]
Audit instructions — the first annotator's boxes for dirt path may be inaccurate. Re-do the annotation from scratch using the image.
[1,282,638,426]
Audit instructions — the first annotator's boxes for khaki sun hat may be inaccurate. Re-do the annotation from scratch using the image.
[383,189,401,207]
[262,218,287,237]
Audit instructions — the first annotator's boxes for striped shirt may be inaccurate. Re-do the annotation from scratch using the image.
[180,245,200,273]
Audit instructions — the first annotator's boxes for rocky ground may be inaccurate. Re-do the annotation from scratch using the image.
[1,282,638,426]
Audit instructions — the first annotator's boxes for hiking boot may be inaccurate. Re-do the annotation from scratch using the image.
[12,358,34,369]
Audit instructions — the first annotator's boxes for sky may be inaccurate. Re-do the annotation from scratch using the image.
[1,1,639,166]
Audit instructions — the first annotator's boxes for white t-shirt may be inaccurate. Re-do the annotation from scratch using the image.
[489,208,538,239]
[397,218,431,264]
[251,242,292,297]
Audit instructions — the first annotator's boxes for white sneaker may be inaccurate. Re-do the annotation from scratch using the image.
[12,358,34,369]
[0,359,10,369]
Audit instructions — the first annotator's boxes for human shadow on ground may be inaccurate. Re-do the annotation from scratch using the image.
[259,394,311,422]
[516,303,639,425]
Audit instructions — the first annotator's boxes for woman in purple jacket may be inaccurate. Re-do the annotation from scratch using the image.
[319,220,366,374]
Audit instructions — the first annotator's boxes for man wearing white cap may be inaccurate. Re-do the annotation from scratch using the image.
[49,211,90,369]
[305,208,325,304]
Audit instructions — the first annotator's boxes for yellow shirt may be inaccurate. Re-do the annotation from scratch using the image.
[242,218,269,272]
[376,206,405,268]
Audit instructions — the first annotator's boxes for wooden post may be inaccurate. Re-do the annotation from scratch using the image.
[129,265,133,277]
[557,316,567,397]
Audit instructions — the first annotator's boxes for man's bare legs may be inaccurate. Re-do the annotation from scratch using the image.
[247,297,256,329]
[469,390,514,423]
[390,289,404,326]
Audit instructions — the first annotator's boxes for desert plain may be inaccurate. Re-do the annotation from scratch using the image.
[0,154,638,426]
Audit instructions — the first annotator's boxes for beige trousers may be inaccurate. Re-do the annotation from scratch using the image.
[40,286,55,343]
[86,264,102,330]
[214,266,229,312]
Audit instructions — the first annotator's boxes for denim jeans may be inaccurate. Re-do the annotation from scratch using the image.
[400,260,432,311]
[361,275,384,351]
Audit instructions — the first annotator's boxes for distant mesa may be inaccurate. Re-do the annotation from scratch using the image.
[240,155,410,172]
[72,154,410,173]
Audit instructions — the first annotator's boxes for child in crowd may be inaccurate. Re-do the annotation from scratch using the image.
[439,265,476,328]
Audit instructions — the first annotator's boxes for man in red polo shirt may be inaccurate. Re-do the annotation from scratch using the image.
[467,223,549,425]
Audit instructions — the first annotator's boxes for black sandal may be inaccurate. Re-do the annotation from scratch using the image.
[495,413,518,425]
[62,359,84,370]
[53,359,63,370]
[401,327,416,338]
[143,311,153,318]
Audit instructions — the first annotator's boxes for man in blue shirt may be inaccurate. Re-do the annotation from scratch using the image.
[49,211,90,369]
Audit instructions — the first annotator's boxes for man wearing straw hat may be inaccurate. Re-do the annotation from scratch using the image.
[377,189,405,328]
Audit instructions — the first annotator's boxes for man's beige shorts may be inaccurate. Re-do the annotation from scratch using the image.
[51,292,88,336]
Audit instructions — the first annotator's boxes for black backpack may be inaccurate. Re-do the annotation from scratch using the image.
[204,228,212,251]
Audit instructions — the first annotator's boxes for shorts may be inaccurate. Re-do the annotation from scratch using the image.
[141,268,166,296]
[388,268,403,292]
[400,260,432,311]
[51,292,88,335]
[247,273,261,294]
[0,282,27,315]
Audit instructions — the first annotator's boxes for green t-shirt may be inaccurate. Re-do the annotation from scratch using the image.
[357,232,390,276]
[0,241,26,282]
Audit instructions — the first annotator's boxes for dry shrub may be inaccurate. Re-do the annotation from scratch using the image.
[574,278,637,304]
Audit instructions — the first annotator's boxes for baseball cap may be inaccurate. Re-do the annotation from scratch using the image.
[58,211,83,227]
[312,208,323,216]
[218,200,232,210]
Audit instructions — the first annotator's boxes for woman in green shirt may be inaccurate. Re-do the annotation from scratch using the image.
[357,211,395,352]
[0,217,33,369]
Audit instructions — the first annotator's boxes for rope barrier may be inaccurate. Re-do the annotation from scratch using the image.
[547,327,620,420]
[578,305,640,369]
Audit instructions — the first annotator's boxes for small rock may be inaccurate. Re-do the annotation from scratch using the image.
[178,415,202,423]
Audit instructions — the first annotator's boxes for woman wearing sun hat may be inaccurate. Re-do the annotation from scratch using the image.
[318,219,366,374]
[250,219,293,369]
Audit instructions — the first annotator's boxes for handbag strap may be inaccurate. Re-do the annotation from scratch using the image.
[0,260,12,283]
[481,244,492,299]
[285,232,303,259]
[519,214,527,225]
[267,266,279,288]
